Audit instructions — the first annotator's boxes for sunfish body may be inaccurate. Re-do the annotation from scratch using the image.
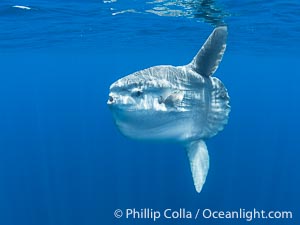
[107,26,230,193]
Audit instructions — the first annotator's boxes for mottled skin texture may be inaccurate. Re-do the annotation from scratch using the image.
[108,65,229,142]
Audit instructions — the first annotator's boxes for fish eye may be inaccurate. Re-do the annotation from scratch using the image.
[158,96,163,104]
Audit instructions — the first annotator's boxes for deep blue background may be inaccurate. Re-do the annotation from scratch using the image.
[0,1,299,225]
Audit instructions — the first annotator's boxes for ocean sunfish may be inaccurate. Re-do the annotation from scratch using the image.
[107,26,230,193]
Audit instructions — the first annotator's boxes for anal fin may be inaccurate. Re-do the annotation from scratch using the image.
[186,140,209,193]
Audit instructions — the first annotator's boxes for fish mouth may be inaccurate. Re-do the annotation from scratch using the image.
[107,94,115,105]
[107,94,136,111]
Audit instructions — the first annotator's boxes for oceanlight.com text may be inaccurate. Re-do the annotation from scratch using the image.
[114,208,293,222]
[200,208,293,221]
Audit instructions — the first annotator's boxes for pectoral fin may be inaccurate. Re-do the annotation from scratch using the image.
[163,91,184,108]
[186,140,209,193]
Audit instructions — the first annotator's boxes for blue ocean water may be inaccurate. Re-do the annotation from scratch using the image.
[0,1,299,225]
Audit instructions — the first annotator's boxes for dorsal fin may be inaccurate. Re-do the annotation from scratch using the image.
[190,26,228,77]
